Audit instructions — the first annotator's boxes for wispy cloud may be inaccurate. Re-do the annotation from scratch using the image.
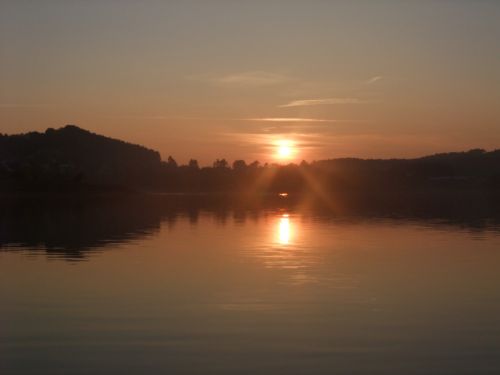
[212,71,290,87]
[279,98,363,108]
[108,114,349,125]
[365,76,382,84]
[248,124,337,135]
[244,117,337,123]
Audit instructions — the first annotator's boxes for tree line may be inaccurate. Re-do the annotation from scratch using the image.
[1,125,500,192]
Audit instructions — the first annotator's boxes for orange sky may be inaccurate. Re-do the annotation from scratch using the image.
[1,1,499,165]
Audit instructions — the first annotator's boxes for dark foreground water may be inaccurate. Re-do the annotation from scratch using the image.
[1,193,500,374]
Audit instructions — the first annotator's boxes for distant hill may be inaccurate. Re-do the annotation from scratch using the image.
[1,125,500,192]
[308,149,500,191]
[0,125,163,190]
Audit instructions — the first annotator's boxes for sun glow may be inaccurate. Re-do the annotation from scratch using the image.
[276,140,294,160]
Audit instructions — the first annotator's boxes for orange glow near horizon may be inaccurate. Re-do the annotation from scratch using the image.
[1,2,498,163]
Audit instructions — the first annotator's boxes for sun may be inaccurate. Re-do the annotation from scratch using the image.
[276,140,294,160]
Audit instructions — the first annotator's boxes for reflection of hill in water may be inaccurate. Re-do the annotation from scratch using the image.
[0,194,163,260]
[1,191,500,261]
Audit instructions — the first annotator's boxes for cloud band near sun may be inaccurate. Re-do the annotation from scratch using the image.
[245,118,337,123]
[279,98,363,108]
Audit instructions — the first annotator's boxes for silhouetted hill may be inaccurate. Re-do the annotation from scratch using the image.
[309,149,500,191]
[1,126,500,192]
[0,125,163,190]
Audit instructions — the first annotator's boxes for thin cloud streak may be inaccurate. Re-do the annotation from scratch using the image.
[279,98,363,108]
[107,115,339,123]
[245,117,337,123]
[365,76,382,84]
[213,71,290,87]
[239,124,336,135]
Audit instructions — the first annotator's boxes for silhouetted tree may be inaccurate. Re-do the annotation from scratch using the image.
[248,161,260,169]
[167,156,178,168]
[188,159,199,170]
[232,160,247,171]
[213,159,229,169]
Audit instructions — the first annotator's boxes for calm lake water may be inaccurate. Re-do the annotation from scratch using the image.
[1,194,500,374]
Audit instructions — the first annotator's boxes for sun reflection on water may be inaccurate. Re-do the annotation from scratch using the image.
[278,214,291,245]
[242,212,328,286]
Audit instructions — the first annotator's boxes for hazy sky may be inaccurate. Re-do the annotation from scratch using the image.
[1,0,499,164]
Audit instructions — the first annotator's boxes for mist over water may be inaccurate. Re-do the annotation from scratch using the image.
[1,193,500,374]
